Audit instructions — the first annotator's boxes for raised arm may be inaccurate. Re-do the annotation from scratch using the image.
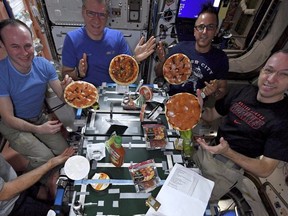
[202,79,228,100]
[48,75,73,102]
[133,36,156,63]
[62,53,87,80]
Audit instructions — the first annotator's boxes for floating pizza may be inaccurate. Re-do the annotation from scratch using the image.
[163,53,192,85]
[64,81,98,109]
[165,93,200,131]
[109,54,139,86]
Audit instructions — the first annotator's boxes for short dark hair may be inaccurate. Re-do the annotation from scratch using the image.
[0,19,32,42]
[197,2,219,26]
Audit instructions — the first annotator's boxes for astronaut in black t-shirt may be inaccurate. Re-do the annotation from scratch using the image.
[194,49,288,206]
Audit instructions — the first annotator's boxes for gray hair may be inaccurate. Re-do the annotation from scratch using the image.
[82,0,110,13]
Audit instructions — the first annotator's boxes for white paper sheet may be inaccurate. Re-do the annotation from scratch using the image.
[146,163,214,216]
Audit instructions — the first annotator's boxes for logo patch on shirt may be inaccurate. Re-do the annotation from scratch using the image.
[230,102,265,129]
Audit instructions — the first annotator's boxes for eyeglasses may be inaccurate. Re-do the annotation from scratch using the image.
[194,24,217,32]
[261,67,288,79]
[85,9,107,20]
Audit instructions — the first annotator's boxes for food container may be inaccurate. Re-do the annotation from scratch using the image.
[142,124,167,150]
[129,159,160,193]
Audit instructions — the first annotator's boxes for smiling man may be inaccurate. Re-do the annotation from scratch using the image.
[61,0,156,87]
[194,49,288,214]
[0,19,72,182]
[155,3,228,99]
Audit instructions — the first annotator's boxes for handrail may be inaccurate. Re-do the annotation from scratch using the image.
[228,0,280,59]
[247,0,279,48]
[262,181,288,209]
[244,172,277,216]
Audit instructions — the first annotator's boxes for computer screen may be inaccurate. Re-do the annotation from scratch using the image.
[177,0,221,19]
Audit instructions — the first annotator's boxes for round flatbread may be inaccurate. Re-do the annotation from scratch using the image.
[109,54,139,86]
[64,81,98,109]
[165,93,200,131]
[90,172,110,191]
[163,53,192,85]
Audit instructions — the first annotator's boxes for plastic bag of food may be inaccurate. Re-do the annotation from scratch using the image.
[128,159,161,193]
[142,124,167,150]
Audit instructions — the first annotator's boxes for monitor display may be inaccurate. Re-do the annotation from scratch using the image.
[177,0,221,19]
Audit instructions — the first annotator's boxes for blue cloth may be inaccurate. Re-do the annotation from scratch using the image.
[0,57,58,119]
[62,27,132,87]
[166,41,229,95]
[215,85,288,162]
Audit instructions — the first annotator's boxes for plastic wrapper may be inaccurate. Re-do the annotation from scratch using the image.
[87,143,106,161]
[121,92,145,110]
[142,124,167,150]
[129,159,160,193]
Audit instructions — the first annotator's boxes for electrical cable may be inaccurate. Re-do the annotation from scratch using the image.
[46,102,66,114]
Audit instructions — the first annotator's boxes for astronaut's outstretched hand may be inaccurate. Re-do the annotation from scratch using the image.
[134,36,156,62]
[196,137,230,155]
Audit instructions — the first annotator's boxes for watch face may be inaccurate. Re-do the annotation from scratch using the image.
[201,91,206,99]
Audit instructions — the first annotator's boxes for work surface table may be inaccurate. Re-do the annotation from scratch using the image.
[64,84,215,216]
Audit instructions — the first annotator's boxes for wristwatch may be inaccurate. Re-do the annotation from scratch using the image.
[200,91,206,99]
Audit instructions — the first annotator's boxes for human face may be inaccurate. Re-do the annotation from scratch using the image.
[0,25,34,73]
[257,52,288,103]
[194,13,218,53]
[82,0,108,40]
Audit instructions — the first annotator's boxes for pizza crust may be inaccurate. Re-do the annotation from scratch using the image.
[109,54,139,86]
[64,81,98,109]
[165,93,200,131]
[163,53,192,85]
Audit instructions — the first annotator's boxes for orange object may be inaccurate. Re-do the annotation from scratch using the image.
[139,86,153,101]
[109,136,125,167]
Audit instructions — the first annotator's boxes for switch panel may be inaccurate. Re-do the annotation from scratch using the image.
[128,0,141,22]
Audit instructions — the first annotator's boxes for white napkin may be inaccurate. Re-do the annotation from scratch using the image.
[87,143,106,161]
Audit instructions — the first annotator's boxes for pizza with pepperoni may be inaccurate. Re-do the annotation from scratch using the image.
[163,53,192,85]
[109,54,139,85]
[64,81,98,108]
